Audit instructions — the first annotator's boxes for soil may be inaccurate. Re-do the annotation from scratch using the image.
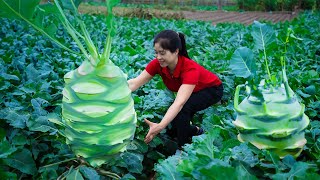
[79,4,300,26]
[182,10,299,25]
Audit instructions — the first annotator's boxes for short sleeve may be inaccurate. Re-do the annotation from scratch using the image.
[145,59,159,76]
[181,68,199,84]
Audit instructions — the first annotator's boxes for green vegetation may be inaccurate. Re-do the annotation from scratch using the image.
[0,0,319,179]
[230,22,309,158]
[237,0,320,11]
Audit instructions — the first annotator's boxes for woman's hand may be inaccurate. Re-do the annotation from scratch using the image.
[127,70,153,92]
[144,119,165,144]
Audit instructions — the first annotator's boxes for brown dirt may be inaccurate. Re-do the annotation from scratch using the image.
[79,4,299,25]
[182,10,299,25]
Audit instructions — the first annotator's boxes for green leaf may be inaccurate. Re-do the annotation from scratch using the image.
[33,3,60,36]
[31,98,49,116]
[3,149,37,175]
[199,162,236,179]
[194,128,220,159]
[66,168,84,180]
[297,89,311,98]
[230,47,256,78]
[235,164,258,180]
[121,152,143,174]
[251,21,276,51]
[218,139,241,159]
[154,155,184,180]
[3,109,29,129]
[231,144,259,167]
[304,85,316,95]
[127,140,148,153]
[11,134,28,146]
[0,138,18,158]
[27,116,56,133]
[272,162,311,180]
[0,0,41,19]
[0,170,17,180]
[121,173,136,180]
[2,73,20,81]
[79,166,100,180]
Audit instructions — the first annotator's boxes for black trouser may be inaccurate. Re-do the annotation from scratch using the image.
[168,84,223,148]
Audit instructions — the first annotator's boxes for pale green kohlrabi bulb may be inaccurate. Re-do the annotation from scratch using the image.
[233,84,309,158]
[62,60,137,166]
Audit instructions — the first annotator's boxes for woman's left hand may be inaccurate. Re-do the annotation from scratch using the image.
[144,118,164,144]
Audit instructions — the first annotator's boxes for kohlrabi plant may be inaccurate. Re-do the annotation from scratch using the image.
[229,21,310,158]
[0,0,137,166]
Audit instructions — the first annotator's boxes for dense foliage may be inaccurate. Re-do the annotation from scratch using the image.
[237,0,319,11]
[0,3,319,179]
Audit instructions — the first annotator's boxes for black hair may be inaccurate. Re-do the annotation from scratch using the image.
[153,30,190,58]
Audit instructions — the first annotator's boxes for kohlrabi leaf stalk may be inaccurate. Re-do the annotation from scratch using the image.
[53,0,93,64]
[69,0,99,62]
[280,28,303,100]
[101,0,120,65]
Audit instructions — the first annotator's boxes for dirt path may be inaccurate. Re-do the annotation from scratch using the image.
[79,4,299,25]
[182,10,299,25]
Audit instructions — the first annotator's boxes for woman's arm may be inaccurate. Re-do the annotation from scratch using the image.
[144,84,196,143]
[128,70,153,92]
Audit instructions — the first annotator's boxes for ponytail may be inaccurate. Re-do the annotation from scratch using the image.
[177,32,190,59]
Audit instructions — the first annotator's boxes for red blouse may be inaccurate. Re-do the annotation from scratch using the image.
[145,56,222,92]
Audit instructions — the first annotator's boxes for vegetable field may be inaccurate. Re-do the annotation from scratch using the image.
[0,1,319,179]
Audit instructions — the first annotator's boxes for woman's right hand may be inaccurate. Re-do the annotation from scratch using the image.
[127,70,153,92]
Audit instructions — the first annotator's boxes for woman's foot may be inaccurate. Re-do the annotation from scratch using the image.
[196,126,205,135]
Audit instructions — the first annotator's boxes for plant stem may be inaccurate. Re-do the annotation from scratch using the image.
[262,102,268,114]
[101,31,112,65]
[281,28,293,100]
[281,57,291,99]
[70,0,99,62]
[97,169,121,179]
[54,0,93,64]
[40,157,78,168]
[263,47,272,81]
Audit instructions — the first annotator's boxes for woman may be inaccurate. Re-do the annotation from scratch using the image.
[128,30,223,148]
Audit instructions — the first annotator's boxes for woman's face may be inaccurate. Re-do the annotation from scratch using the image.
[154,42,178,68]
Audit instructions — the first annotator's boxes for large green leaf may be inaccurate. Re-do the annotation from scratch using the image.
[154,155,184,180]
[272,162,315,180]
[121,152,143,174]
[251,21,276,51]
[199,162,236,179]
[3,149,37,175]
[66,168,84,180]
[229,47,256,78]
[0,139,17,158]
[79,166,100,180]
[0,0,40,19]
[195,128,221,158]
